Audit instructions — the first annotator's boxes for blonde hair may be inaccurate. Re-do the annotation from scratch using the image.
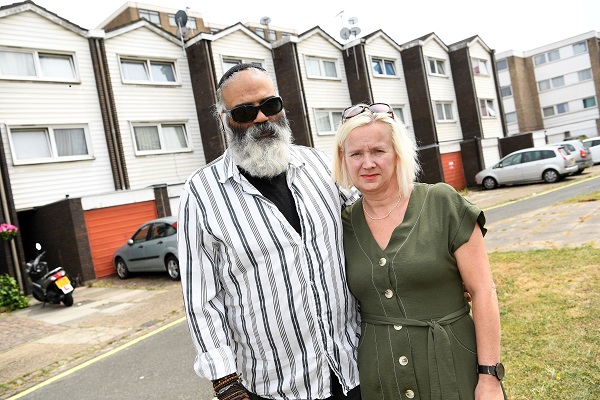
[332,112,420,198]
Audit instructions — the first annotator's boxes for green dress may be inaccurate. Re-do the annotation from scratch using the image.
[342,183,487,400]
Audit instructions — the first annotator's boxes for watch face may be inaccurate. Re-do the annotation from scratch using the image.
[496,362,505,380]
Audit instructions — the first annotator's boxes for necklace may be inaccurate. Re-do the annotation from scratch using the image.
[362,195,402,220]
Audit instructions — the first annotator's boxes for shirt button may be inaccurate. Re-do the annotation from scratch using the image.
[394,324,403,330]
[384,289,393,298]
[405,389,415,398]
[399,356,409,366]
[378,258,387,266]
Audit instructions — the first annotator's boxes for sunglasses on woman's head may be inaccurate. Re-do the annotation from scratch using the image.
[225,96,284,123]
[341,103,394,123]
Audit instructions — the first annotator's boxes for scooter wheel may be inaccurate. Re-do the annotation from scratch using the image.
[62,293,74,307]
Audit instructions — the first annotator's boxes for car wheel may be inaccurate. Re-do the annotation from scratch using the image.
[542,169,559,183]
[482,177,497,190]
[115,257,130,279]
[62,293,74,307]
[165,255,180,281]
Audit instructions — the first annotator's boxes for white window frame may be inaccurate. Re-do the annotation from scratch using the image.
[7,124,93,165]
[573,41,587,55]
[0,48,79,83]
[371,57,397,77]
[471,58,490,76]
[479,99,497,118]
[305,56,339,79]
[505,112,517,124]
[119,56,179,85]
[314,109,343,135]
[428,58,447,76]
[435,101,454,122]
[578,68,592,81]
[139,9,160,24]
[130,122,191,155]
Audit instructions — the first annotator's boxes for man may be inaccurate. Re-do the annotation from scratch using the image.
[178,63,361,400]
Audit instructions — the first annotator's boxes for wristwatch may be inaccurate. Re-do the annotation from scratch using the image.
[478,362,505,381]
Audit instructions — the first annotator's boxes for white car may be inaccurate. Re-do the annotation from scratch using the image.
[582,137,600,164]
[475,145,578,190]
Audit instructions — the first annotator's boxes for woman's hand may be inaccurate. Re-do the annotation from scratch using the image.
[475,374,505,400]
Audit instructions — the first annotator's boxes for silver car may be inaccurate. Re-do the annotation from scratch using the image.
[582,137,600,164]
[113,216,180,280]
[556,140,594,174]
[475,145,578,190]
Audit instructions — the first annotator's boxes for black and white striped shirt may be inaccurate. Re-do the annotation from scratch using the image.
[178,145,360,399]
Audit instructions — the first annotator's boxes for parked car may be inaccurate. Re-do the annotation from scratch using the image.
[475,145,578,190]
[582,136,600,164]
[113,216,180,280]
[556,140,594,174]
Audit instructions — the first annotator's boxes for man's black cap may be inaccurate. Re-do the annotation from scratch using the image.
[218,63,267,88]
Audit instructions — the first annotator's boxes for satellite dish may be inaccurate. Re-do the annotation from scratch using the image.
[350,27,361,37]
[260,16,271,26]
[348,17,358,25]
[175,10,188,27]
[178,26,190,38]
[340,27,350,40]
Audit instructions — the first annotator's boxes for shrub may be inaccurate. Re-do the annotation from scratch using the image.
[0,274,29,311]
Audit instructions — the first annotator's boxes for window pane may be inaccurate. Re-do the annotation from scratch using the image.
[578,69,592,81]
[122,60,149,81]
[39,54,75,79]
[187,18,197,29]
[551,76,564,87]
[496,59,507,71]
[315,112,332,132]
[372,60,383,75]
[384,61,396,75]
[548,50,560,61]
[0,51,36,76]
[501,86,512,97]
[534,54,546,65]
[436,103,444,119]
[306,59,321,76]
[394,108,405,123]
[542,107,554,117]
[443,103,453,119]
[583,97,596,108]
[429,59,436,73]
[162,125,187,149]
[168,14,176,26]
[323,61,337,77]
[151,62,176,82]
[573,42,587,54]
[505,112,517,123]
[437,61,445,75]
[54,128,88,156]
[255,28,265,38]
[556,103,568,114]
[11,129,52,159]
[134,126,160,150]
[332,112,343,128]
[538,80,550,91]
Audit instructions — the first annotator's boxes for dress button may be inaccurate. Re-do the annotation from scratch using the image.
[394,324,402,330]
[384,289,393,298]
[399,356,409,366]
[405,389,415,398]
[378,257,387,266]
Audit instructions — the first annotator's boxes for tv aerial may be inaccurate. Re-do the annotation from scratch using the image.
[175,10,188,56]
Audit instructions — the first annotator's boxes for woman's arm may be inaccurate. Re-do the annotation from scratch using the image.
[455,224,505,400]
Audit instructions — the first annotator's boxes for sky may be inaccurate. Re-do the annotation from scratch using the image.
[4,0,599,53]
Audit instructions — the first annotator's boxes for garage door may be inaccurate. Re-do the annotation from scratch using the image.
[84,201,157,278]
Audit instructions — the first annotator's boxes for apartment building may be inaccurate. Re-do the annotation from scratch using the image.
[495,31,600,152]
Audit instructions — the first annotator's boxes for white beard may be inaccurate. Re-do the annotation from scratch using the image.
[226,116,292,178]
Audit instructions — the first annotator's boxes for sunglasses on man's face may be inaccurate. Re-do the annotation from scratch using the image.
[341,103,394,123]
[225,96,284,123]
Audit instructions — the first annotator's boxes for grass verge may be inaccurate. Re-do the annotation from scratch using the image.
[491,246,599,399]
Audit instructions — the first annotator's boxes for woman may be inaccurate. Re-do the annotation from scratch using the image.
[332,103,506,400]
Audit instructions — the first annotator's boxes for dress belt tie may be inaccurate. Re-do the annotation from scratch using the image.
[361,304,471,400]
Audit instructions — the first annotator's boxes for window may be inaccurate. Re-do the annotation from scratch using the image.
[543,103,569,117]
[187,17,197,30]
[505,112,517,124]
[435,102,453,121]
[132,123,190,154]
[222,59,262,73]
[120,58,177,83]
[534,49,560,65]
[305,57,338,78]
[139,9,160,24]
[479,99,496,117]
[255,28,265,38]
[9,125,91,164]
[500,85,512,97]
[578,68,592,81]
[496,59,508,71]
[428,58,446,75]
[392,106,405,123]
[0,49,77,81]
[268,30,277,41]
[583,97,596,108]
[372,58,397,77]
[556,102,568,114]
[538,75,564,92]
[472,58,489,75]
[315,110,343,135]
[573,41,587,54]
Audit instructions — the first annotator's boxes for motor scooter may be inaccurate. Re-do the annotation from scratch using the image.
[25,243,75,307]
